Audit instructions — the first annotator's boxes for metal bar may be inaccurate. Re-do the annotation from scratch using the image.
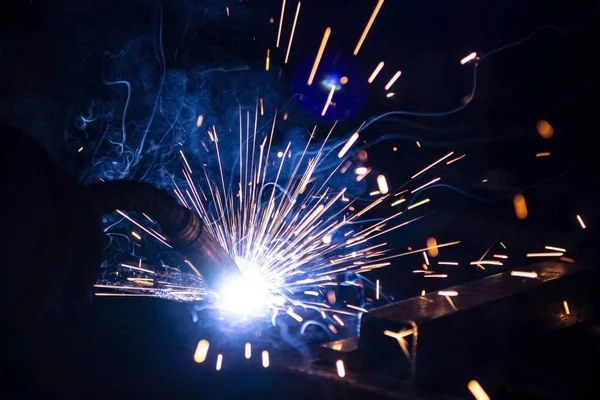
[352,261,595,386]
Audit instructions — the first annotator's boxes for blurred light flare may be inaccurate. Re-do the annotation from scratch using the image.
[513,193,528,220]
[194,339,210,363]
[536,120,554,139]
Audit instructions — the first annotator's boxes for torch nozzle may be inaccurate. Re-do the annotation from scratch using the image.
[176,217,243,288]
[83,180,242,289]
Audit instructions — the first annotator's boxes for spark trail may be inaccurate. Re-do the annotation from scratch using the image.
[97,101,461,320]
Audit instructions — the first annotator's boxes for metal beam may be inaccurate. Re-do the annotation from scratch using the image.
[324,261,595,387]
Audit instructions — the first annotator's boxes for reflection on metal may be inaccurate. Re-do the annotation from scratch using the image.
[320,261,594,387]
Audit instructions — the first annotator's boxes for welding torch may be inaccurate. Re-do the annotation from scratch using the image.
[2,122,239,330]
[85,180,243,288]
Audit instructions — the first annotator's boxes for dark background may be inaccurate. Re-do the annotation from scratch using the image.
[1,0,599,399]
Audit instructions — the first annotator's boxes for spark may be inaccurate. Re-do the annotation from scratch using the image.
[513,194,528,220]
[338,132,360,158]
[536,120,554,139]
[426,237,439,257]
[407,198,430,210]
[265,49,270,71]
[116,210,172,248]
[563,300,571,315]
[438,261,458,265]
[467,380,490,400]
[353,0,385,56]
[194,339,210,363]
[545,245,566,252]
[332,314,344,326]
[576,214,586,229]
[120,263,156,275]
[262,350,270,368]
[368,61,385,83]
[245,343,252,359]
[445,295,457,310]
[131,231,142,240]
[460,52,478,65]
[469,260,502,266]
[411,177,440,193]
[180,150,192,174]
[438,290,458,296]
[287,308,303,322]
[376,175,389,194]
[321,85,336,116]
[526,252,563,257]
[142,213,155,223]
[376,279,380,299]
[276,0,286,48]
[536,152,550,157]
[391,198,405,207]
[308,27,332,85]
[383,328,414,358]
[336,360,346,378]
[216,354,223,370]
[411,151,454,179]
[510,271,538,279]
[446,154,466,165]
[384,71,402,90]
[284,2,301,64]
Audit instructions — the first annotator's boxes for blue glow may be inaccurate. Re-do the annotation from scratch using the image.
[320,73,343,91]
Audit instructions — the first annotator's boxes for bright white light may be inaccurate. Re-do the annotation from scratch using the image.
[216,258,284,316]
[217,275,271,316]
